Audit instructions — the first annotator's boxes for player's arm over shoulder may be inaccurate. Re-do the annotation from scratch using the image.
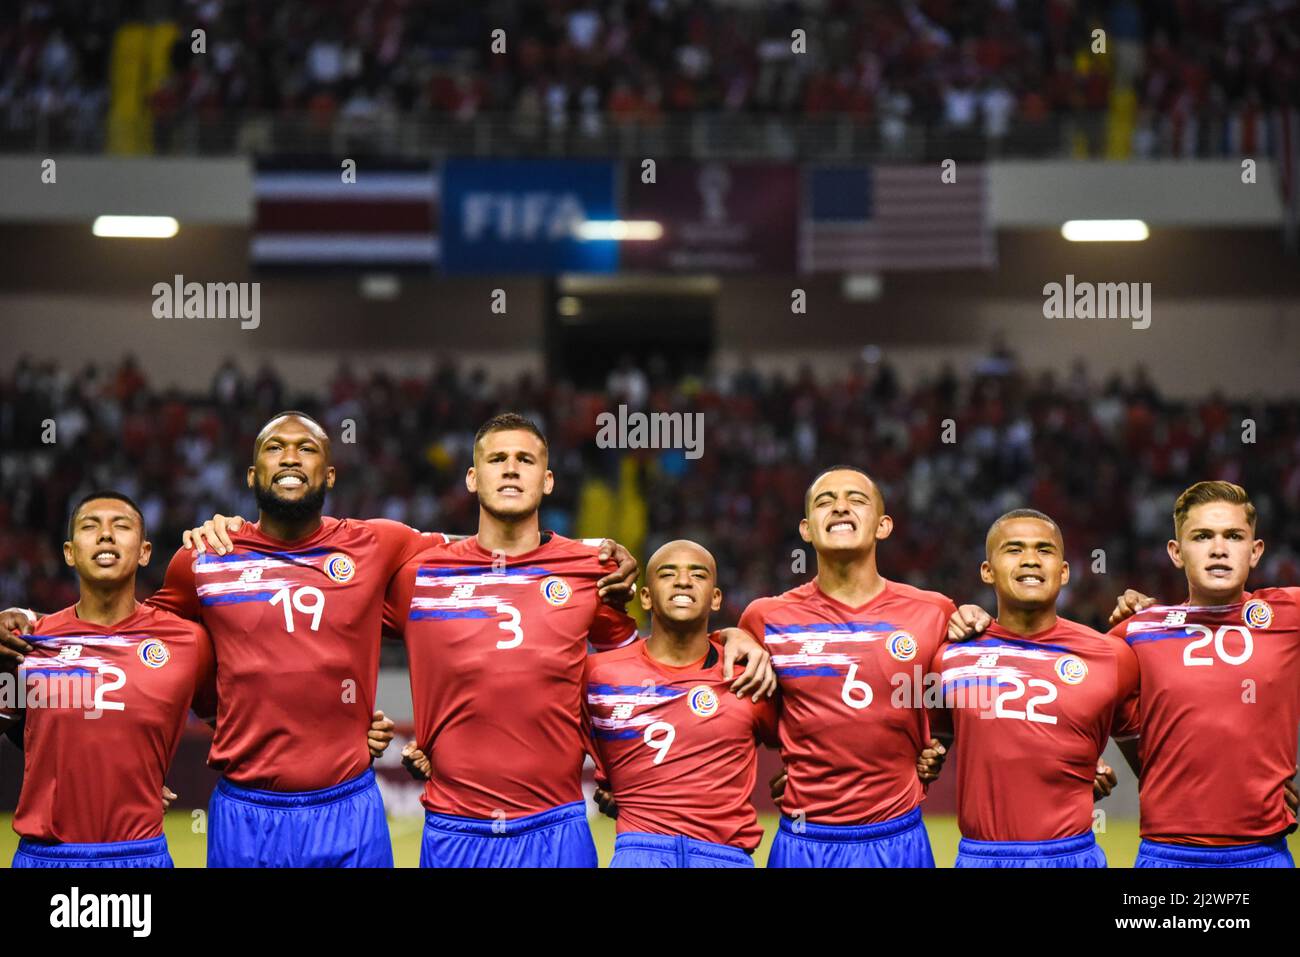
[737,596,777,641]
[361,518,449,571]
[145,546,202,621]
[186,619,219,725]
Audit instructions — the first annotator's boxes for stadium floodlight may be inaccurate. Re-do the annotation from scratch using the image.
[574,219,663,241]
[1060,219,1149,242]
[92,215,179,238]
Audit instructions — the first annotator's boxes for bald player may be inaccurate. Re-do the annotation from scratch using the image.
[739,465,955,867]
[389,415,773,867]
[929,509,1139,867]
[583,539,778,867]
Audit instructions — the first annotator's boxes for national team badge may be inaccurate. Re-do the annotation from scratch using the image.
[887,630,917,661]
[324,553,355,583]
[138,639,171,669]
[1243,599,1272,629]
[687,685,719,718]
[1055,654,1087,684]
[540,577,571,606]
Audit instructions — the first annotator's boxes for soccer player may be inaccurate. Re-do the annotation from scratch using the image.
[739,465,955,867]
[0,491,214,868]
[929,509,1140,868]
[583,539,778,868]
[0,411,633,866]
[387,414,774,867]
[1100,481,1298,867]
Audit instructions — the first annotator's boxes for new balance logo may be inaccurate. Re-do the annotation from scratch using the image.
[1162,610,1187,626]
[239,567,263,583]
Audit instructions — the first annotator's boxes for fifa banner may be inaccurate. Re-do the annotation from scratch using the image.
[621,161,799,272]
[439,158,619,274]
[801,165,996,272]
[251,159,439,268]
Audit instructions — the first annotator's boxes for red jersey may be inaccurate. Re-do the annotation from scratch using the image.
[1110,588,1300,845]
[932,618,1140,842]
[582,635,778,850]
[149,517,441,791]
[384,533,638,819]
[739,578,954,825]
[7,604,214,844]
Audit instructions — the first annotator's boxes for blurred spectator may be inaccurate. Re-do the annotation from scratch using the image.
[2,352,1297,640]
[3,0,1296,158]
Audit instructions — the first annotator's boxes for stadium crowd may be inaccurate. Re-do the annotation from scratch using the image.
[1,0,1297,156]
[3,352,1298,640]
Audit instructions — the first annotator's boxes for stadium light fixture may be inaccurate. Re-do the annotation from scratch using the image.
[1060,219,1149,242]
[574,220,663,241]
[92,215,179,239]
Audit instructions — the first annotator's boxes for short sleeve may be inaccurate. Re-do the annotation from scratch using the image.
[382,563,416,640]
[589,601,638,652]
[365,519,447,578]
[580,654,609,785]
[925,642,954,736]
[753,692,780,748]
[737,600,766,647]
[146,547,203,621]
[1110,640,1141,740]
[190,625,219,723]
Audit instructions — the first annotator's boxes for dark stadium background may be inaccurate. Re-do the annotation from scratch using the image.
[1,0,1299,866]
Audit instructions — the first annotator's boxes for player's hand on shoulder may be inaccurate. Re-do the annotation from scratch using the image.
[947,604,992,641]
[1109,589,1156,626]
[769,766,788,802]
[182,514,246,556]
[595,538,640,608]
[368,710,396,759]
[1092,759,1118,800]
[400,741,432,781]
[0,608,36,663]
[719,627,777,700]
[593,787,619,819]
[916,737,947,783]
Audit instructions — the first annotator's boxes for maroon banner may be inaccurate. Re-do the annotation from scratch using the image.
[622,161,799,272]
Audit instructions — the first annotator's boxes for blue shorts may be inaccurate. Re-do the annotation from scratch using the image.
[207,768,392,868]
[767,806,934,868]
[610,832,753,868]
[13,834,173,869]
[1135,837,1295,869]
[956,831,1106,868]
[420,800,597,868]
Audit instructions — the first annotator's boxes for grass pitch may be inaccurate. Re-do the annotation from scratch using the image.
[0,811,1182,867]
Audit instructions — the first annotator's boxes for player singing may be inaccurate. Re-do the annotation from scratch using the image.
[1101,481,1297,867]
[739,466,954,867]
[1,492,214,868]
[0,411,623,866]
[583,539,778,867]
[388,414,774,867]
[930,509,1140,867]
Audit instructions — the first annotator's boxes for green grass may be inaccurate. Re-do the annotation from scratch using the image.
[0,812,1169,867]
